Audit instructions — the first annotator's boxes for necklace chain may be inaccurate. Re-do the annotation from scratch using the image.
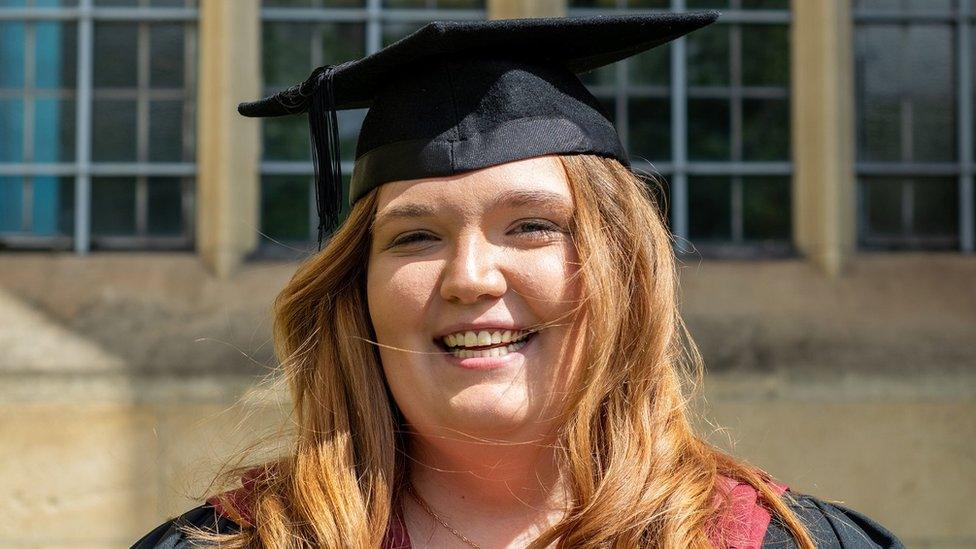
[405,483,483,549]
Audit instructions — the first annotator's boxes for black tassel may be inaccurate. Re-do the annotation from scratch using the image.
[307,65,342,252]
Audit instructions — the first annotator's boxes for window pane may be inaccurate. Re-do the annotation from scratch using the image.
[91,177,136,235]
[384,0,483,7]
[322,23,367,64]
[629,97,671,162]
[263,23,313,88]
[742,0,788,7]
[581,64,615,87]
[33,98,76,162]
[150,24,185,88]
[687,24,729,87]
[862,178,903,236]
[0,177,23,232]
[0,22,25,89]
[596,96,616,126]
[149,100,185,162]
[262,175,310,241]
[854,0,954,10]
[94,23,138,88]
[913,178,957,236]
[743,176,790,240]
[263,115,308,161]
[92,99,137,161]
[742,98,789,161]
[688,98,729,161]
[0,99,24,162]
[629,44,670,86]
[742,24,788,87]
[687,0,727,7]
[856,24,955,162]
[689,176,731,240]
[339,109,366,162]
[627,0,668,6]
[30,176,73,235]
[35,22,77,90]
[147,177,183,236]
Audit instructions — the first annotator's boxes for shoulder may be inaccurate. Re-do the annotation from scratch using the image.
[762,492,905,549]
[130,503,241,548]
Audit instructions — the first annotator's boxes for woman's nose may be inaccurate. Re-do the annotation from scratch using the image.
[439,233,506,304]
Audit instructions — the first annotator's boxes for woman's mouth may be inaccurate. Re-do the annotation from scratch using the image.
[435,329,536,360]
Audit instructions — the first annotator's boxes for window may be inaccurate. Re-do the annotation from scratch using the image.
[259,0,486,257]
[854,0,975,251]
[569,0,793,257]
[0,0,198,251]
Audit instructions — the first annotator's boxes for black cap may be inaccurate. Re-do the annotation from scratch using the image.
[239,11,720,249]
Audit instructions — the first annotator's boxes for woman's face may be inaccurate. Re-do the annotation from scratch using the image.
[366,155,584,441]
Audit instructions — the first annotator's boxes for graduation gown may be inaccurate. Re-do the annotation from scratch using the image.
[131,479,905,549]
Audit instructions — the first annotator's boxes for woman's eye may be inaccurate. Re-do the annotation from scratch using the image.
[510,220,565,236]
[390,231,435,248]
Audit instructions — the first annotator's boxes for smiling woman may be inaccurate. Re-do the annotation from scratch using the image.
[132,12,903,549]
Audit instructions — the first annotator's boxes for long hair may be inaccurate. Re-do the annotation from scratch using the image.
[196,154,815,548]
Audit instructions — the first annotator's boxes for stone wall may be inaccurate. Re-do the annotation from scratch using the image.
[1,252,973,547]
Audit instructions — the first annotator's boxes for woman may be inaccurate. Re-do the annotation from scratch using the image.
[134,13,904,549]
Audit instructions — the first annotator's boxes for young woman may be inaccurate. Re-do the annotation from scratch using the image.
[133,13,904,549]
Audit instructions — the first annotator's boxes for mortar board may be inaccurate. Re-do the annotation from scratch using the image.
[238,11,720,249]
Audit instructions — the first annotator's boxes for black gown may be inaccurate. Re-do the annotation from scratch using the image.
[131,491,905,548]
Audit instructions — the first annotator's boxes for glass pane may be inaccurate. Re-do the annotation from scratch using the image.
[147,177,183,235]
[629,44,670,86]
[33,98,76,162]
[856,24,955,162]
[263,0,312,5]
[862,178,903,235]
[643,173,670,227]
[263,23,313,88]
[94,23,138,88]
[91,177,135,235]
[854,0,954,11]
[0,99,24,162]
[906,25,955,162]
[384,0,483,6]
[743,176,790,240]
[30,176,73,235]
[580,64,615,87]
[628,0,669,6]
[568,0,616,6]
[150,24,185,88]
[687,23,729,87]
[742,24,789,87]
[688,98,729,161]
[742,98,789,161]
[742,0,788,7]
[0,177,23,232]
[262,175,310,241]
[687,0,727,7]
[629,97,671,162]
[0,22,25,89]
[263,115,308,161]
[35,22,77,89]
[321,23,367,64]
[149,100,184,162]
[689,176,731,240]
[913,178,957,236]
[92,99,137,161]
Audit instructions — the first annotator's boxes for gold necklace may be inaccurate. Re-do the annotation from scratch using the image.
[405,482,483,549]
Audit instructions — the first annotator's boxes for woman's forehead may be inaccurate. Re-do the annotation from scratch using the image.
[373,155,573,213]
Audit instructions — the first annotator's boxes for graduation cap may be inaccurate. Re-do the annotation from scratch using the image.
[239,11,719,249]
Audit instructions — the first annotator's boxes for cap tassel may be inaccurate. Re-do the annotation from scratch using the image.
[307,65,342,251]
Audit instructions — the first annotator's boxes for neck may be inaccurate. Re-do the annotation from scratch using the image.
[406,428,569,515]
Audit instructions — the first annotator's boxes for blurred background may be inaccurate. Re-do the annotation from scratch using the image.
[0,0,973,546]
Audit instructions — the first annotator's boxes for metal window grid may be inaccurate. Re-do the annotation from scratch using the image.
[854,1,976,252]
[568,0,793,257]
[0,0,198,252]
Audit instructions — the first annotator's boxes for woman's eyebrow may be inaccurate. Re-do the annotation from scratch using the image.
[372,188,573,231]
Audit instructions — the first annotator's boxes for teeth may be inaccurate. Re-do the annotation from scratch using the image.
[447,337,530,359]
[441,329,533,350]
